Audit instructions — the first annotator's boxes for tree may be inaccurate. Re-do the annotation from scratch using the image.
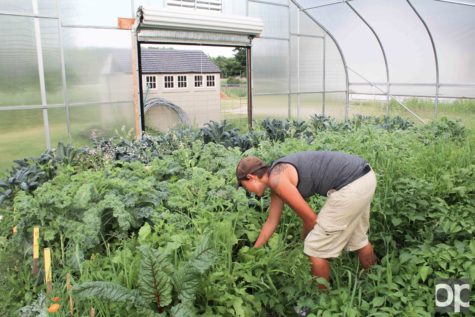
[233,47,246,70]
[210,48,247,78]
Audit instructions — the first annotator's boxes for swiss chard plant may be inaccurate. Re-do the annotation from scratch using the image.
[73,234,217,316]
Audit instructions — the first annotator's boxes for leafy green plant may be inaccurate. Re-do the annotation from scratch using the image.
[74,234,217,315]
[260,118,290,142]
[308,114,340,132]
[18,293,48,317]
[201,120,239,146]
[0,162,46,204]
[54,142,84,165]
[0,142,85,205]
[288,120,309,138]
[1,116,474,316]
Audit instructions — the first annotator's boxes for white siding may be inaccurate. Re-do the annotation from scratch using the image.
[142,73,221,127]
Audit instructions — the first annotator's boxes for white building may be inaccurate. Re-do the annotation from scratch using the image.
[141,49,221,128]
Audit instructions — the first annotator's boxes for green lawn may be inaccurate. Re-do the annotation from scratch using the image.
[221,94,475,131]
[0,104,134,174]
[351,98,475,130]
[2,89,474,174]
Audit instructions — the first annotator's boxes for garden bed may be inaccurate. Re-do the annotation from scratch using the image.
[0,116,474,316]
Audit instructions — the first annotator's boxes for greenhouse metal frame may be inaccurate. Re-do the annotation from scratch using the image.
[0,0,474,164]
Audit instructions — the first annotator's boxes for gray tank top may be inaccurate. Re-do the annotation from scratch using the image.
[269,151,368,198]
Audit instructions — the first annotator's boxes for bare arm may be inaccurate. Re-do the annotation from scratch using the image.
[254,192,284,248]
[269,164,317,238]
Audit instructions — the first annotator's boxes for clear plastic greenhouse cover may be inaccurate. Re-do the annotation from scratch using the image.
[298,0,475,99]
[0,0,474,169]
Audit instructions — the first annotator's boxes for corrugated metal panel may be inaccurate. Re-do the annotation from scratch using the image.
[137,28,253,46]
[138,7,263,36]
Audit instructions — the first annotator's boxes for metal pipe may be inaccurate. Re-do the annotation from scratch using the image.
[60,24,121,30]
[348,66,425,123]
[351,82,432,86]
[0,100,133,111]
[322,34,326,115]
[352,93,475,99]
[7,92,475,112]
[347,1,390,116]
[290,33,325,39]
[258,36,290,41]
[32,0,51,150]
[247,46,253,128]
[255,91,348,96]
[303,0,354,11]
[56,0,71,142]
[434,0,475,7]
[288,3,292,119]
[439,83,475,87]
[296,6,300,119]
[248,0,289,8]
[407,0,440,120]
[0,104,64,111]
[246,0,251,129]
[0,10,57,19]
[351,82,475,87]
[290,0,351,121]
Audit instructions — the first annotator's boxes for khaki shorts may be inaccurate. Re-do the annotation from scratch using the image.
[304,169,377,259]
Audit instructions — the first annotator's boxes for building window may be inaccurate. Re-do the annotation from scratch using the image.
[194,75,203,87]
[145,76,156,89]
[178,75,187,88]
[164,75,174,88]
[206,75,215,87]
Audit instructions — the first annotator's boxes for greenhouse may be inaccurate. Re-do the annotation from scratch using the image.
[0,0,474,316]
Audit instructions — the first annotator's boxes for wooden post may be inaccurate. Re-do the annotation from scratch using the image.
[89,307,96,317]
[246,46,253,129]
[33,226,39,276]
[44,248,52,294]
[118,18,135,30]
[12,207,17,235]
[66,273,74,316]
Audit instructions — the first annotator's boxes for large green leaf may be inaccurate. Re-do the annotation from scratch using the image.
[372,297,385,307]
[174,234,217,302]
[73,281,143,305]
[139,246,173,308]
[170,302,196,317]
[174,266,199,302]
[72,183,93,209]
[419,266,432,282]
[191,234,217,274]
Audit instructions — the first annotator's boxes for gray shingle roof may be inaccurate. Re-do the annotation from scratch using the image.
[141,50,221,74]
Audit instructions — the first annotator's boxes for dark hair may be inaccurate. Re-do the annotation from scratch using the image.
[253,166,269,178]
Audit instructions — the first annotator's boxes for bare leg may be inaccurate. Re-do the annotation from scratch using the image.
[356,242,377,269]
[308,256,330,289]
